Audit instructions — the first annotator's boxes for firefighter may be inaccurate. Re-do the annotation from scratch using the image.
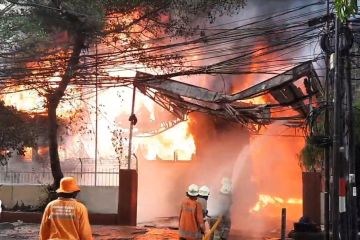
[208,178,232,240]
[214,178,232,240]
[198,185,210,217]
[179,184,205,240]
[39,177,93,240]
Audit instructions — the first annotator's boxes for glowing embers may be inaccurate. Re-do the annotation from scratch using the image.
[141,121,196,161]
[250,194,303,213]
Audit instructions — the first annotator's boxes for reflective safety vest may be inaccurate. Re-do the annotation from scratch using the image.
[39,198,93,240]
[179,198,204,240]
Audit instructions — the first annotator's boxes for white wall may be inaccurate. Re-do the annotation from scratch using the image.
[0,185,118,214]
[77,186,118,214]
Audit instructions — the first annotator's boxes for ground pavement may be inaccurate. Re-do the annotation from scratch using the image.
[0,219,281,239]
[0,223,179,240]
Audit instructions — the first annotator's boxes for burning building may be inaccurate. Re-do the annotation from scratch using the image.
[0,0,327,237]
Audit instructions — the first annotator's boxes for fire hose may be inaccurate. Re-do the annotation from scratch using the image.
[202,215,222,240]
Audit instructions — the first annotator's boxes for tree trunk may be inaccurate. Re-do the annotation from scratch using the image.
[46,33,85,189]
[48,99,63,189]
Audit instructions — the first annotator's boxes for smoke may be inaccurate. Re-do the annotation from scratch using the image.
[136,112,249,223]
[128,0,321,231]
[2,1,322,236]
[229,123,304,235]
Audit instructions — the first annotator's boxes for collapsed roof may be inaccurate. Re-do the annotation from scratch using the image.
[134,61,323,132]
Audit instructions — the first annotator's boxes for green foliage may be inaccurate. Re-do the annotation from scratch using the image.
[1,0,246,52]
[335,0,358,23]
[0,101,39,165]
[0,0,105,53]
[299,97,360,172]
[0,13,48,52]
[298,138,323,172]
[298,105,328,172]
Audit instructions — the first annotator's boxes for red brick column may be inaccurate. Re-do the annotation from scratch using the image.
[117,169,138,225]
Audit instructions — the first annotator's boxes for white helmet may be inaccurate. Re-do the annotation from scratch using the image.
[220,177,232,195]
[199,185,210,197]
[220,182,232,195]
[187,184,199,196]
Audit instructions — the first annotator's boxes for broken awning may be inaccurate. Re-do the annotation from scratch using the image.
[133,61,323,129]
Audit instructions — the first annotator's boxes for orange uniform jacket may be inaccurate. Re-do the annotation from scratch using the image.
[179,198,204,240]
[40,198,93,240]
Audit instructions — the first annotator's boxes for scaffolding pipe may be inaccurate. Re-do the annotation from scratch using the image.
[94,42,98,186]
[281,208,286,240]
[127,85,136,169]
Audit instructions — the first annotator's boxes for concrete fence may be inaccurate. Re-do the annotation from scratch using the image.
[0,170,119,186]
[0,185,118,214]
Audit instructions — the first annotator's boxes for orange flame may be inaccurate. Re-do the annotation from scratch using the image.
[141,121,196,160]
[22,147,33,162]
[250,194,302,213]
[1,86,82,118]
[37,146,49,156]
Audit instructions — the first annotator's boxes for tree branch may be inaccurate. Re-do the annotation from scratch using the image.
[49,33,85,107]
[5,0,61,12]
[102,3,169,36]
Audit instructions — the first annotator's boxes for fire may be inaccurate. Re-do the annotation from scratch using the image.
[242,96,269,105]
[1,86,82,118]
[37,146,49,156]
[1,87,45,113]
[141,120,196,160]
[22,147,33,162]
[250,194,302,213]
[0,11,197,163]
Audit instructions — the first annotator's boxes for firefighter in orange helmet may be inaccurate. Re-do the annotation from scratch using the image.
[179,184,205,240]
[39,177,93,240]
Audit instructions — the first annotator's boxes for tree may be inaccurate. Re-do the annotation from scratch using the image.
[0,0,246,188]
[0,101,39,166]
[298,138,323,172]
[335,0,358,23]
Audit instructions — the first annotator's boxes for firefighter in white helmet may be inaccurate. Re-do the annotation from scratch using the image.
[211,178,232,240]
[179,184,205,240]
[198,185,210,218]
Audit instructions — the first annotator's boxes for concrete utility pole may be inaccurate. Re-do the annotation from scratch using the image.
[324,2,330,240]
[331,17,341,240]
[330,14,358,240]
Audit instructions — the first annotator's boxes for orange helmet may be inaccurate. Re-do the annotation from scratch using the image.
[56,177,81,193]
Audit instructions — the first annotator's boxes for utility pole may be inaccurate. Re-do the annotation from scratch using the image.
[324,1,330,239]
[331,17,341,240]
[330,14,357,240]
